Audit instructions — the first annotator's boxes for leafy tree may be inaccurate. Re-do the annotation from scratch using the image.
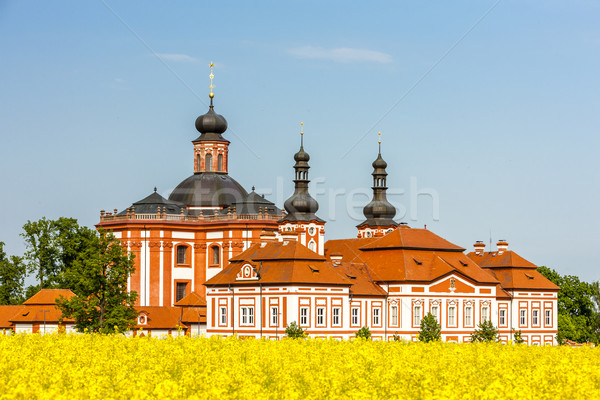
[470,320,499,343]
[538,266,598,343]
[285,321,307,339]
[21,217,96,295]
[418,313,441,343]
[56,229,138,334]
[0,242,26,305]
[355,326,371,339]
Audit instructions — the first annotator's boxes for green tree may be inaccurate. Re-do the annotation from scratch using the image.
[512,329,525,344]
[285,321,307,339]
[56,229,138,334]
[470,320,499,343]
[21,217,96,295]
[538,266,597,343]
[355,326,371,339]
[418,313,441,343]
[0,242,26,305]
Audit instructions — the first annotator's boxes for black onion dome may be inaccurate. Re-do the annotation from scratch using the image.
[284,192,320,218]
[372,153,387,169]
[193,101,229,142]
[294,146,310,162]
[362,199,396,221]
[169,173,248,208]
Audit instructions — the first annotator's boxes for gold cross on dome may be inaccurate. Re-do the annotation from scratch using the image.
[209,62,215,98]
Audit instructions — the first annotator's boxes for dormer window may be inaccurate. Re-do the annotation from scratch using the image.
[176,245,188,265]
[138,314,147,325]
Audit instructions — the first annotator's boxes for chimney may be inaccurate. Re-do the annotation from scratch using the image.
[474,241,486,254]
[497,240,508,254]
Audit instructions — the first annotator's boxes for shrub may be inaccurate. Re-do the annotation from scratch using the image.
[285,321,307,339]
[470,320,499,343]
[418,313,441,343]
[355,326,371,339]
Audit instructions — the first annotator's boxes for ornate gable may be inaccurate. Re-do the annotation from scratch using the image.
[236,263,259,281]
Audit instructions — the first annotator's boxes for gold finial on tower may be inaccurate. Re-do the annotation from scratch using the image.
[300,122,304,146]
[378,131,382,153]
[209,62,215,99]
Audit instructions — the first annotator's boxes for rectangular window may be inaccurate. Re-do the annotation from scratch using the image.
[481,306,489,322]
[449,306,456,327]
[351,307,359,326]
[391,306,398,326]
[373,308,380,326]
[520,309,527,327]
[413,305,421,326]
[532,309,539,326]
[300,307,309,326]
[271,307,278,326]
[240,307,254,326]
[465,306,472,326]
[220,306,227,325]
[176,282,187,302]
[431,306,439,322]
[176,246,187,264]
[545,309,552,327]
[499,309,506,326]
[332,307,341,326]
[317,307,325,326]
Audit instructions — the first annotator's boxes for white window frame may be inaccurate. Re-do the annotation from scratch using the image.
[373,307,381,326]
[545,309,552,327]
[300,307,309,327]
[431,305,439,322]
[520,309,527,327]
[391,305,398,326]
[316,307,325,327]
[413,305,421,327]
[499,309,506,326]
[465,306,472,327]
[448,306,456,327]
[240,306,254,326]
[271,306,279,327]
[481,306,489,322]
[332,307,341,327]
[351,307,360,327]
[532,309,539,327]
[219,306,227,326]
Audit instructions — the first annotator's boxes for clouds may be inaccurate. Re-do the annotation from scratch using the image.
[155,53,200,63]
[288,46,393,64]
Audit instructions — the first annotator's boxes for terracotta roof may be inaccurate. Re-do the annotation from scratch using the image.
[325,237,497,285]
[331,262,387,297]
[174,291,207,307]
[485,268,560,291]
[229,241,325,262]
[181,308,207,324]
[357,228,465,252]
[0,306,18,329]
[9,305,74,324]
[496,285,512,299]
[135,307,183,329]
[24,289,76,305]
[467,251,559,291]
[466,251,538,269]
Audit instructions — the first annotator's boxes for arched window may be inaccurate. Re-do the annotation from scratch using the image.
[205,153,213,171]
[308,240,316,252]
[176,245,187,264]
[217,154,223,171]
[212,246,220,265]
[196,153,201,171]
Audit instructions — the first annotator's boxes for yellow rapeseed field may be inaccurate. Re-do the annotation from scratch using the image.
[0,334,598,399]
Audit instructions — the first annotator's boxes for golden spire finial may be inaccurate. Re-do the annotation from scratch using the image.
[378,131,382,154]
[209,62,215,99]
[300,122,304,146]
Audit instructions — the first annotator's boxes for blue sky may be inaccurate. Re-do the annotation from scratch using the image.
[1,1,599,282]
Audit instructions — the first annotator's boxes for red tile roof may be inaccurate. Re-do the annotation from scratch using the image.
[24,289,76,305]
[135,306,183,329]
[325,233,497,285]
[173,291,207,307]
[9,305,74,324]
[467,251,560,291]
[0,306,18,329]
[229,241,325,262]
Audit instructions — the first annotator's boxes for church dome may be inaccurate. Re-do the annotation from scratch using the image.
[372,153,387,169]
[294,146,310,162]
[284,191,319,218]
[195,106,227,135]
[169,173,248,208]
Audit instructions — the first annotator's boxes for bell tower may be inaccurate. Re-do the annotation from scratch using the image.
[193,62,230,174]
[279,123,325,255]
[357,132,398,238]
